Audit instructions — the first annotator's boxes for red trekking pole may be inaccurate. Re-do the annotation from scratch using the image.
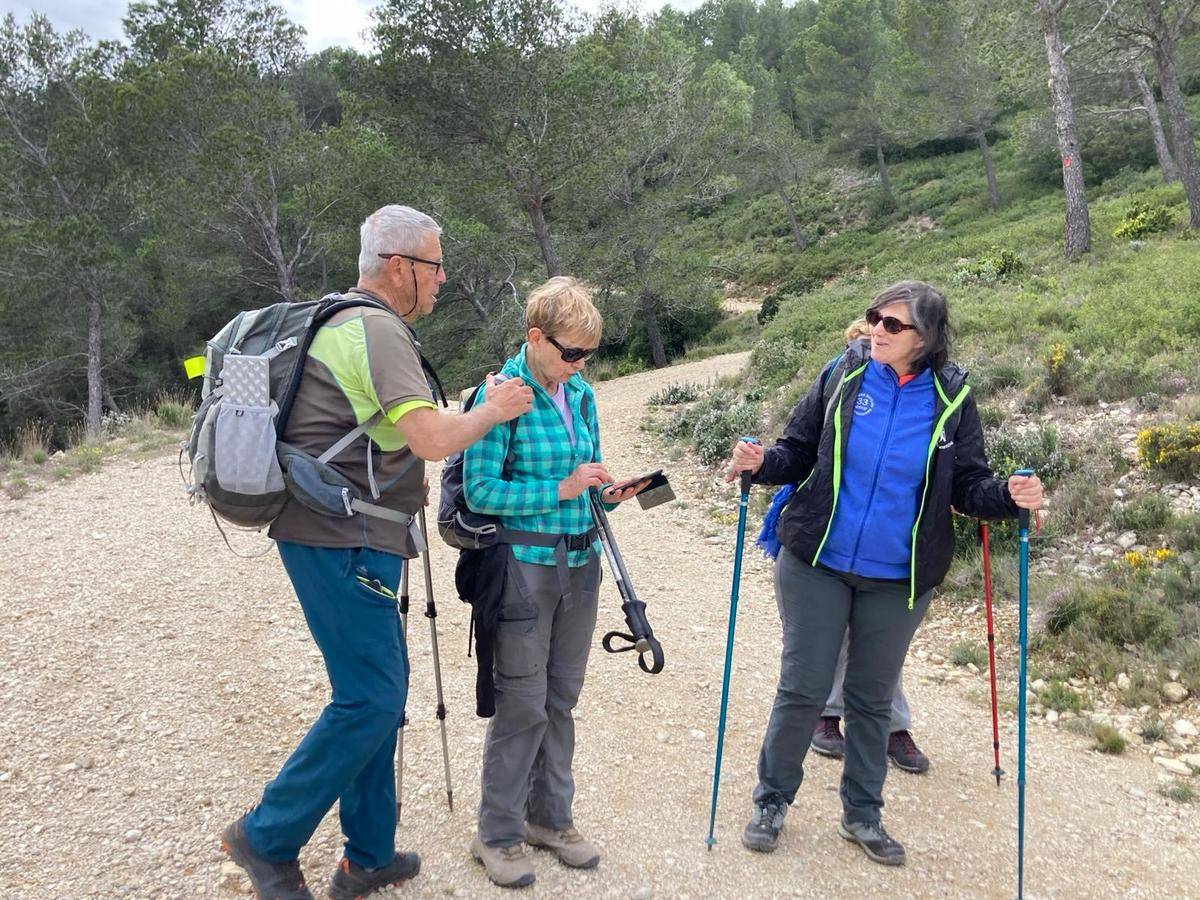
[979,522,1003,786]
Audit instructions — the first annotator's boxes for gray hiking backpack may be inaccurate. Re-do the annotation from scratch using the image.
[182,293,441,548]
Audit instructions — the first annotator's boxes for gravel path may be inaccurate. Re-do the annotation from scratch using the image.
[1,350,1197,899]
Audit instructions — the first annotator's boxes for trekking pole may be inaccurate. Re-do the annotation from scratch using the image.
[418,507,454,812]
[979,522,1003,787]
[1014,469,1034,900]
[706,437,759,850]
[588,490,665,674]
[395,563,410,818]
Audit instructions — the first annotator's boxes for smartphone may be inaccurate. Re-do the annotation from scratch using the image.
[610,469,663,493]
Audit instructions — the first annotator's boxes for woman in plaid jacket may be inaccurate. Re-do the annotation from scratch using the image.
[462,277,648,889]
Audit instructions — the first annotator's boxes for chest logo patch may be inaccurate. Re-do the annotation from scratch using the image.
[854,392,875,416]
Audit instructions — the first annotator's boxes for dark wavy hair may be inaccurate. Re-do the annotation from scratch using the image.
[867,281,953,372]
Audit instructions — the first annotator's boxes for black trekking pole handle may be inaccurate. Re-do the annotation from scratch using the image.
[589,490,665,674]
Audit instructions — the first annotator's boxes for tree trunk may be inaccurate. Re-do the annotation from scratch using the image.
[1039,4,1091,258]
[1149,27,1200,228]
[102,380,121,415]
[974,126,1001,211]
[1133,67,1179,184]
[86,289,103,437]
[775,180,807,249]
[640,290,668,368]
[632,248,667,368]
[873,132,892,198]
[526,196,561,277]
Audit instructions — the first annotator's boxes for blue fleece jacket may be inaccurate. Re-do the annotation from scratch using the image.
[819,359,935,580]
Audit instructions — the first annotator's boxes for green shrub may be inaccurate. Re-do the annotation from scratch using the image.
[155,399,193,429]
[1137,423,1200,481]
[751,337,808,390]
[1093,724,1126,754]
[757,292,782,325]
[1175,395,1200,421]
[984,423,1069,486]
[1046,584,1178,650]
[1112,200,1175,239]
[1041,680,1084,713]
[1111,494,1172,534]
[691,400,763,466]
[972,362,1026,401]
[950,640,988,669]
[648,382,702,406]
[1140,717,1166,742]
[977,404,1006,429]
[1159,781,1197,804]
[1165,514,1200,554]
[952,247,1025,286]
[1051,475,1115,533]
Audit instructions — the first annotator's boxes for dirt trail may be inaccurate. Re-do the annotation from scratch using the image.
[1,351,1196,899]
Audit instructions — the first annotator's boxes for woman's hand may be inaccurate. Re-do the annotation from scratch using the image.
[724,438,765,483]
[601,478,651,504]
[558,462,614,501]
[1007,473,1044,511]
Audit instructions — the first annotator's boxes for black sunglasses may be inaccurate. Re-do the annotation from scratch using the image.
[546,334,597,363]
[378,252,443,276]
[866,308,917,335]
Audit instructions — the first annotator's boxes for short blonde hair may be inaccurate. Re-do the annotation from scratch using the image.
[524,276,603,344]
[844,317,870,342]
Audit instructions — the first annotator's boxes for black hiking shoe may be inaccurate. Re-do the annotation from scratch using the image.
[328,853,421,899]
[887,729,930,774]
[810,716,845,758]
[220,815,314,899]
[741,800,787,853]
[837,817,906,866]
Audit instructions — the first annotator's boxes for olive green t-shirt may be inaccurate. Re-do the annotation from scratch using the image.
[268,297,436,556]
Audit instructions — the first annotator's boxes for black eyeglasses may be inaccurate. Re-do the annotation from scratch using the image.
[378,252,443,276]
[546,335,598,363]
[866,308,917,335]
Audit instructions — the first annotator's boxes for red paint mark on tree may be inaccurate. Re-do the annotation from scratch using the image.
[1063,156,1072,168]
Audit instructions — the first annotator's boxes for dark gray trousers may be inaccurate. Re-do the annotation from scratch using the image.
[753,547,931,824]
[478,556,600,847]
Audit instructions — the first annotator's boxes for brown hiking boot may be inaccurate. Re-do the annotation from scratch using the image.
[525,822,600,869]
[887,729,930,774]
[220,815,313,900]
[810,716,845,758]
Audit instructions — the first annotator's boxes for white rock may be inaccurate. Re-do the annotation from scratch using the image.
[967,663,980,676]
[1179,754,1200,772]
[123,829,142,842]
[1172,719,1198,738]
[630,888,654,900]
[1154,757,1193,777]
[929,653,945,665]
[1116,532,1137,549]
[1162,683,1190,704]
[1045,710,1059,724]
[1032,678,1048,694]
[688,729,705,741]
[1116,673,1131,691]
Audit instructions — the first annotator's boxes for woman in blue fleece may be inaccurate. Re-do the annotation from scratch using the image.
[727,281,1043,866]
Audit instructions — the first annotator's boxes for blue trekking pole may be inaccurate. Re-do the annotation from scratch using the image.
[1015,468,1034,899]
[706,437,759,850]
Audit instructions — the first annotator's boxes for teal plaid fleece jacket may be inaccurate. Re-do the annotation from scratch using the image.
[463,344,609,567]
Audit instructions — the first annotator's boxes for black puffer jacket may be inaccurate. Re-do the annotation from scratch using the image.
[754,341,1018,604]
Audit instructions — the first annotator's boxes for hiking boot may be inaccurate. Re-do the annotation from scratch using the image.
[811,716,845,758]
[837,817,906,866]
[220,815,314,900]
[470,835,535,889]
[525,822,600,869]
[328,853,421,899]
[887,729,930,774]
[741,800,787,853]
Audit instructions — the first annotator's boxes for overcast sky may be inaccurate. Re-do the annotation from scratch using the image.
[2,0,705,53]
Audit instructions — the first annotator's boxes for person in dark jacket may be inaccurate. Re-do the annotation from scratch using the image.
[727,281,1043,867]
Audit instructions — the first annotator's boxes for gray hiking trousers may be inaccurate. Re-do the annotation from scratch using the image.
[753,548,931,825]
[823,632,911,731]
[477,555,601,847]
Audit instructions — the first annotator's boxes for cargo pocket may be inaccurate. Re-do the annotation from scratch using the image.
[213,403,284,495]
[495,599,540,679]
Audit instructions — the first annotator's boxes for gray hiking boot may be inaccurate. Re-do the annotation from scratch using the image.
[837,817,906,866]
[220,814,314,900]
[741,800,787,853]
[470,835,536,889]
[328,852,421,899]
[525,822,600,869]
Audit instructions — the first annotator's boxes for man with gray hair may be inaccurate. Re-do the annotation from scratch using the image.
[221,205,533,900]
